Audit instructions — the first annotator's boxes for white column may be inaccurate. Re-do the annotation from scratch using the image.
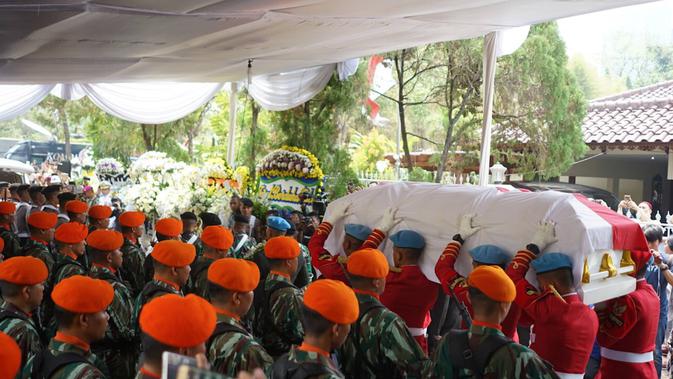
[227,82,238,167]
[668,149,673,180]
[478,32,499,186]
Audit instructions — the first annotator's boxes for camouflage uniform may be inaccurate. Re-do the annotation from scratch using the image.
[22,238,55,275]
[338,292,431,378]
[432,323,558,378]
[53,254,88,285]
[190,256,214,299]
[243,241,313,287]
[228,233,256,259]
[133,279,183,327]
[259,272,305,358]
[21,338,109,379]
[89,265,137,379]
[279,347,345,379]
[0,302,43,367]
[120,238,146,297]
[0,224,22,259]
[208,312,273,377]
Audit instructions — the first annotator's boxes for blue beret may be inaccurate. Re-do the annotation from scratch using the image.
[469,245,510,265]
[390,230,425,250]
[345,224,372,241]
[267,216,291,232]
[531,253,573,274]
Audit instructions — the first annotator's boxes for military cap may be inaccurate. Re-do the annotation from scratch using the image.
[28,211,57,229]
[52,275,114,313]
[390,230,425,249]
[119,211,145,227]
[57,192,77,204]
[345,224,372,241]
[264,236,300,259]
[201,226,234,251]
[55,222,88,244]
[304,279,359,325]
[180,211,197,221]
[88,205,112,220]
[65,200,88,214]
[208,258,260,293]
[267,216,291,232]
[531,253,573,274]
[87,229,124,251]
[469,245,510,265]
[41,184,61,196]
[0,201,16,215]
[347,248,389,279]
[0,256,48,285]
[200,212,222,227]
[233,213,250,224]
[152,240,196,267]
[155,218,183,237]
[140,294,216,348]
[28,185,44,195]
[0,332,21,379]
[467,265,515,302]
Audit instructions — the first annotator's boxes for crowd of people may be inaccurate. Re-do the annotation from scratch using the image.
[0,182,665,379]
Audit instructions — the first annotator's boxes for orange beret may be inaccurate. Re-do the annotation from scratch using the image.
[155,218,183,237]
[0,332,21,379]
[264,236,300,259]
[87,229,124,251]
[304,279,359,324]
[139,294,216,348]
[201,226,234,251]
[208,258,260,292]
[119,211,145,228]
[0,256,48,285]
[65,200,88,214]
[52,275,114,313]
[88,205,112,219]
[467,265,516,302]
[27,211,57,230]
[0,201,16,215]
[152,240,195,267]
[347,248,389,279]
[54,222,88,244]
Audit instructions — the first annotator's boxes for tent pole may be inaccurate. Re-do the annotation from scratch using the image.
[227,83,238,167]
[478,32,498,186]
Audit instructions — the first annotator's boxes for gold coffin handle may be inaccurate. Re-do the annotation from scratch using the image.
[582,257,591,284]
[600,253,618,278]
[620,250,636,274]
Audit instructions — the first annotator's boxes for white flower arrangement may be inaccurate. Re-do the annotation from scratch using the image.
[95,158,125,178]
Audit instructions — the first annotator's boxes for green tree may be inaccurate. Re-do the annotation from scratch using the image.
[494,22,587,180]
[350,129,395,172]
[568,55,626,99]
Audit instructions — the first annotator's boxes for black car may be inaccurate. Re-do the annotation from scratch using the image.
[506,181,619,211]
[4,140,90,164]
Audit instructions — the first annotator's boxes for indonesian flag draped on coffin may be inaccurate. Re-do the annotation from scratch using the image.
[323,182,648,304]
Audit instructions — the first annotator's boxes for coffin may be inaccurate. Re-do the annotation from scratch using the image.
[323,182,649,304]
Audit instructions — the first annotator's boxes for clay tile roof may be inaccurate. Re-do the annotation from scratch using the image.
[584,80,673,146]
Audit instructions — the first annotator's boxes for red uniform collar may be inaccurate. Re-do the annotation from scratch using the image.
[54,331,90,352]
[354,288,380,300]
[298,342,330,358]
[154,275,180,290]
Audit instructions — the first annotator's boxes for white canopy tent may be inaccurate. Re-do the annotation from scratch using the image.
[0,0,657,167]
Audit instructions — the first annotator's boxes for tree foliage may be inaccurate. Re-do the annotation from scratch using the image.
[494,22,587,180]
[350,129,395,172]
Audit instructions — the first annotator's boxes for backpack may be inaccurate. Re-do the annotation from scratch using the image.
[348,301,386,379]
[446,329,513,379]
[29,350,89,379]
[206,322,250,351]
[271,353,332,379]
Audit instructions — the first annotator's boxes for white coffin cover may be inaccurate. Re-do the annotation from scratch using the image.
[323,182,625,287]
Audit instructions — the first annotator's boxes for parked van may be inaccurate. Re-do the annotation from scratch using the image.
[4,140,90,164]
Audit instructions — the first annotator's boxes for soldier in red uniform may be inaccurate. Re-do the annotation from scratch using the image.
[380,229,439,354]
[434,214,521,339]
[594,249,658,379]
[507,221,598,378]
[308,202,397,284]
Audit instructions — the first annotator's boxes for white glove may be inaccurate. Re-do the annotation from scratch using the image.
[323,201,350,224]
[375,208,399,233]
[530,220,558,252]
[458,214,480,240]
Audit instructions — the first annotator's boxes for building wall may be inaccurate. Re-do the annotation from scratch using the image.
[563,152,670,214]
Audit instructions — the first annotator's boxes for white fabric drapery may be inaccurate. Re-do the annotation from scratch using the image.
[0,85,54,122]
